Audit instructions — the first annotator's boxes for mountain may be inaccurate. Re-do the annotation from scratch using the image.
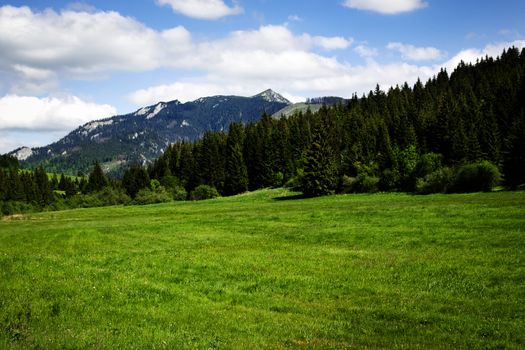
[11,89,290,176]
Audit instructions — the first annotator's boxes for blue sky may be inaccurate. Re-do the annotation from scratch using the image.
[1,0,524,153]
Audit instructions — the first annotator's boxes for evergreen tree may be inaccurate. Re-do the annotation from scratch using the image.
[0,169,6,201]
[59,174,77,197]
[122,165,150,198]
[7,171,25,202]
[224,123,249,196]
[300,124,338,196]
[87,161,109,193]
[34,166,53,205]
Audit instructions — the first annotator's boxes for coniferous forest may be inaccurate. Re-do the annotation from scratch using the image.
[1,47,524,215]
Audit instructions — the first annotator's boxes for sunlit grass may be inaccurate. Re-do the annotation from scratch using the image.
[1,189,524,349]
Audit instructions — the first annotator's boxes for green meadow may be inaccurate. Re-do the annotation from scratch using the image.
[1,189,524,349]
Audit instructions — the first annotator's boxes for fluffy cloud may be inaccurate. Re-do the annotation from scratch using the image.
[343,0,427,14]
[156,0,242,20]
[0,5,192,80]
[354,44,378,58]
[0,95,116,131]
[387,42,444,61]
[129,82,242,105]
[128,40,525,107]
[441,40,525,72]
[0,6,351,97]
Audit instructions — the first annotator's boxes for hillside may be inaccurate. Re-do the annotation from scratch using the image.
[1,189,524,348]
[11,89,290,176]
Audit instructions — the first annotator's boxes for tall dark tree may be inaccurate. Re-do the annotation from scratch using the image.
[0,169,6,201]
[300,122,338,196]
[224,123,249,196]
[34,166,53,205]
[122,165,150,198]
[87,161,109,193]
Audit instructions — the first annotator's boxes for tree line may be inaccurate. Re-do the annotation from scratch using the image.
[141,47,524,196]
[1,47,524,215]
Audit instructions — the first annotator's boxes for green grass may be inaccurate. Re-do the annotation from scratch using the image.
[1,189,524,349]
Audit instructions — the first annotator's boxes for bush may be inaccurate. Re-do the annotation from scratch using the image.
[134,186,172,205]
[452,161,501,193]
[355,175,380,193]
[340,175,357,194]
[341,174,380,193]
[171,186,187,201]
[190,185,220,201]
[415,167,454,194]
[379,168,401,191]
[1,201,38,216]
[160,175,182,190]
[284,169,303,191]
[415,153,443,178]
[74,187,131,208]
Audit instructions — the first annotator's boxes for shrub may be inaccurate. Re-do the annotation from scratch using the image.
[284,169,303,191]
[190,185,220,201]
[379,168,401,191]
[74,187,131,207]
[355,175,380,193]
[171,186,187,201]
[1,201,37,216]
[134,186,172,205]
[415,153,443,178]
[342,174,380,193]
[452,161,501,193]
[340,175,357,194]
[415,167,454,194]
[160,175,182,190]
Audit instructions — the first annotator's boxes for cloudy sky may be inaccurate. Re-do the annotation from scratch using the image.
[1,0,524,153]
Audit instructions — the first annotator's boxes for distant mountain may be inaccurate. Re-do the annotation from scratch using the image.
[11,89,290,176]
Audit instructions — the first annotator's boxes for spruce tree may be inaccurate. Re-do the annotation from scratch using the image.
[300,124,338,196]
[122,165,150,198]
[0,169,6,201]
[87,161,109,193]
[34,166,53,205]
[224,123,248,196]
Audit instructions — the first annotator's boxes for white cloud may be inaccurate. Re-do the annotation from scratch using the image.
[354,44,378,58]
[0,5,192,81]
[129,82,238,105]
[287,14,302,22]
[156,0,242,20]
[128,40,525,108]
[313,36,353,50]
[0,95,116,131]
[441,40,525,72]
[128,81,306,106]
[387,42,444,61]
[343,0,427,14]
[0,7,353,97]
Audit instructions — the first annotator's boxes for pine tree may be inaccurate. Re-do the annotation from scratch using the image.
[87,161,109,193]
[0,169,6,201]
[122,165,150,198]
[59,174,77,197]
[34,166,53,205]
[224,123,249,196]
[300,124,338,196]
[7,171,25,202]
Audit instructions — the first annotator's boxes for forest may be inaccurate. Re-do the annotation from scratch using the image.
[1,47,524,215]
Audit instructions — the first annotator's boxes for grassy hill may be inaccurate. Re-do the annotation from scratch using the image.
[271,102,323,118]
[1,189,524,348]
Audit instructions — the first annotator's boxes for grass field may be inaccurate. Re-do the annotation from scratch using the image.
[1,189,524,349]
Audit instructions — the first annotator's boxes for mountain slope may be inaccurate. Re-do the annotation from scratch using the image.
[12,89,290,175]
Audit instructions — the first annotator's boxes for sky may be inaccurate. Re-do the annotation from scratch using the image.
[1,0,525,153]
